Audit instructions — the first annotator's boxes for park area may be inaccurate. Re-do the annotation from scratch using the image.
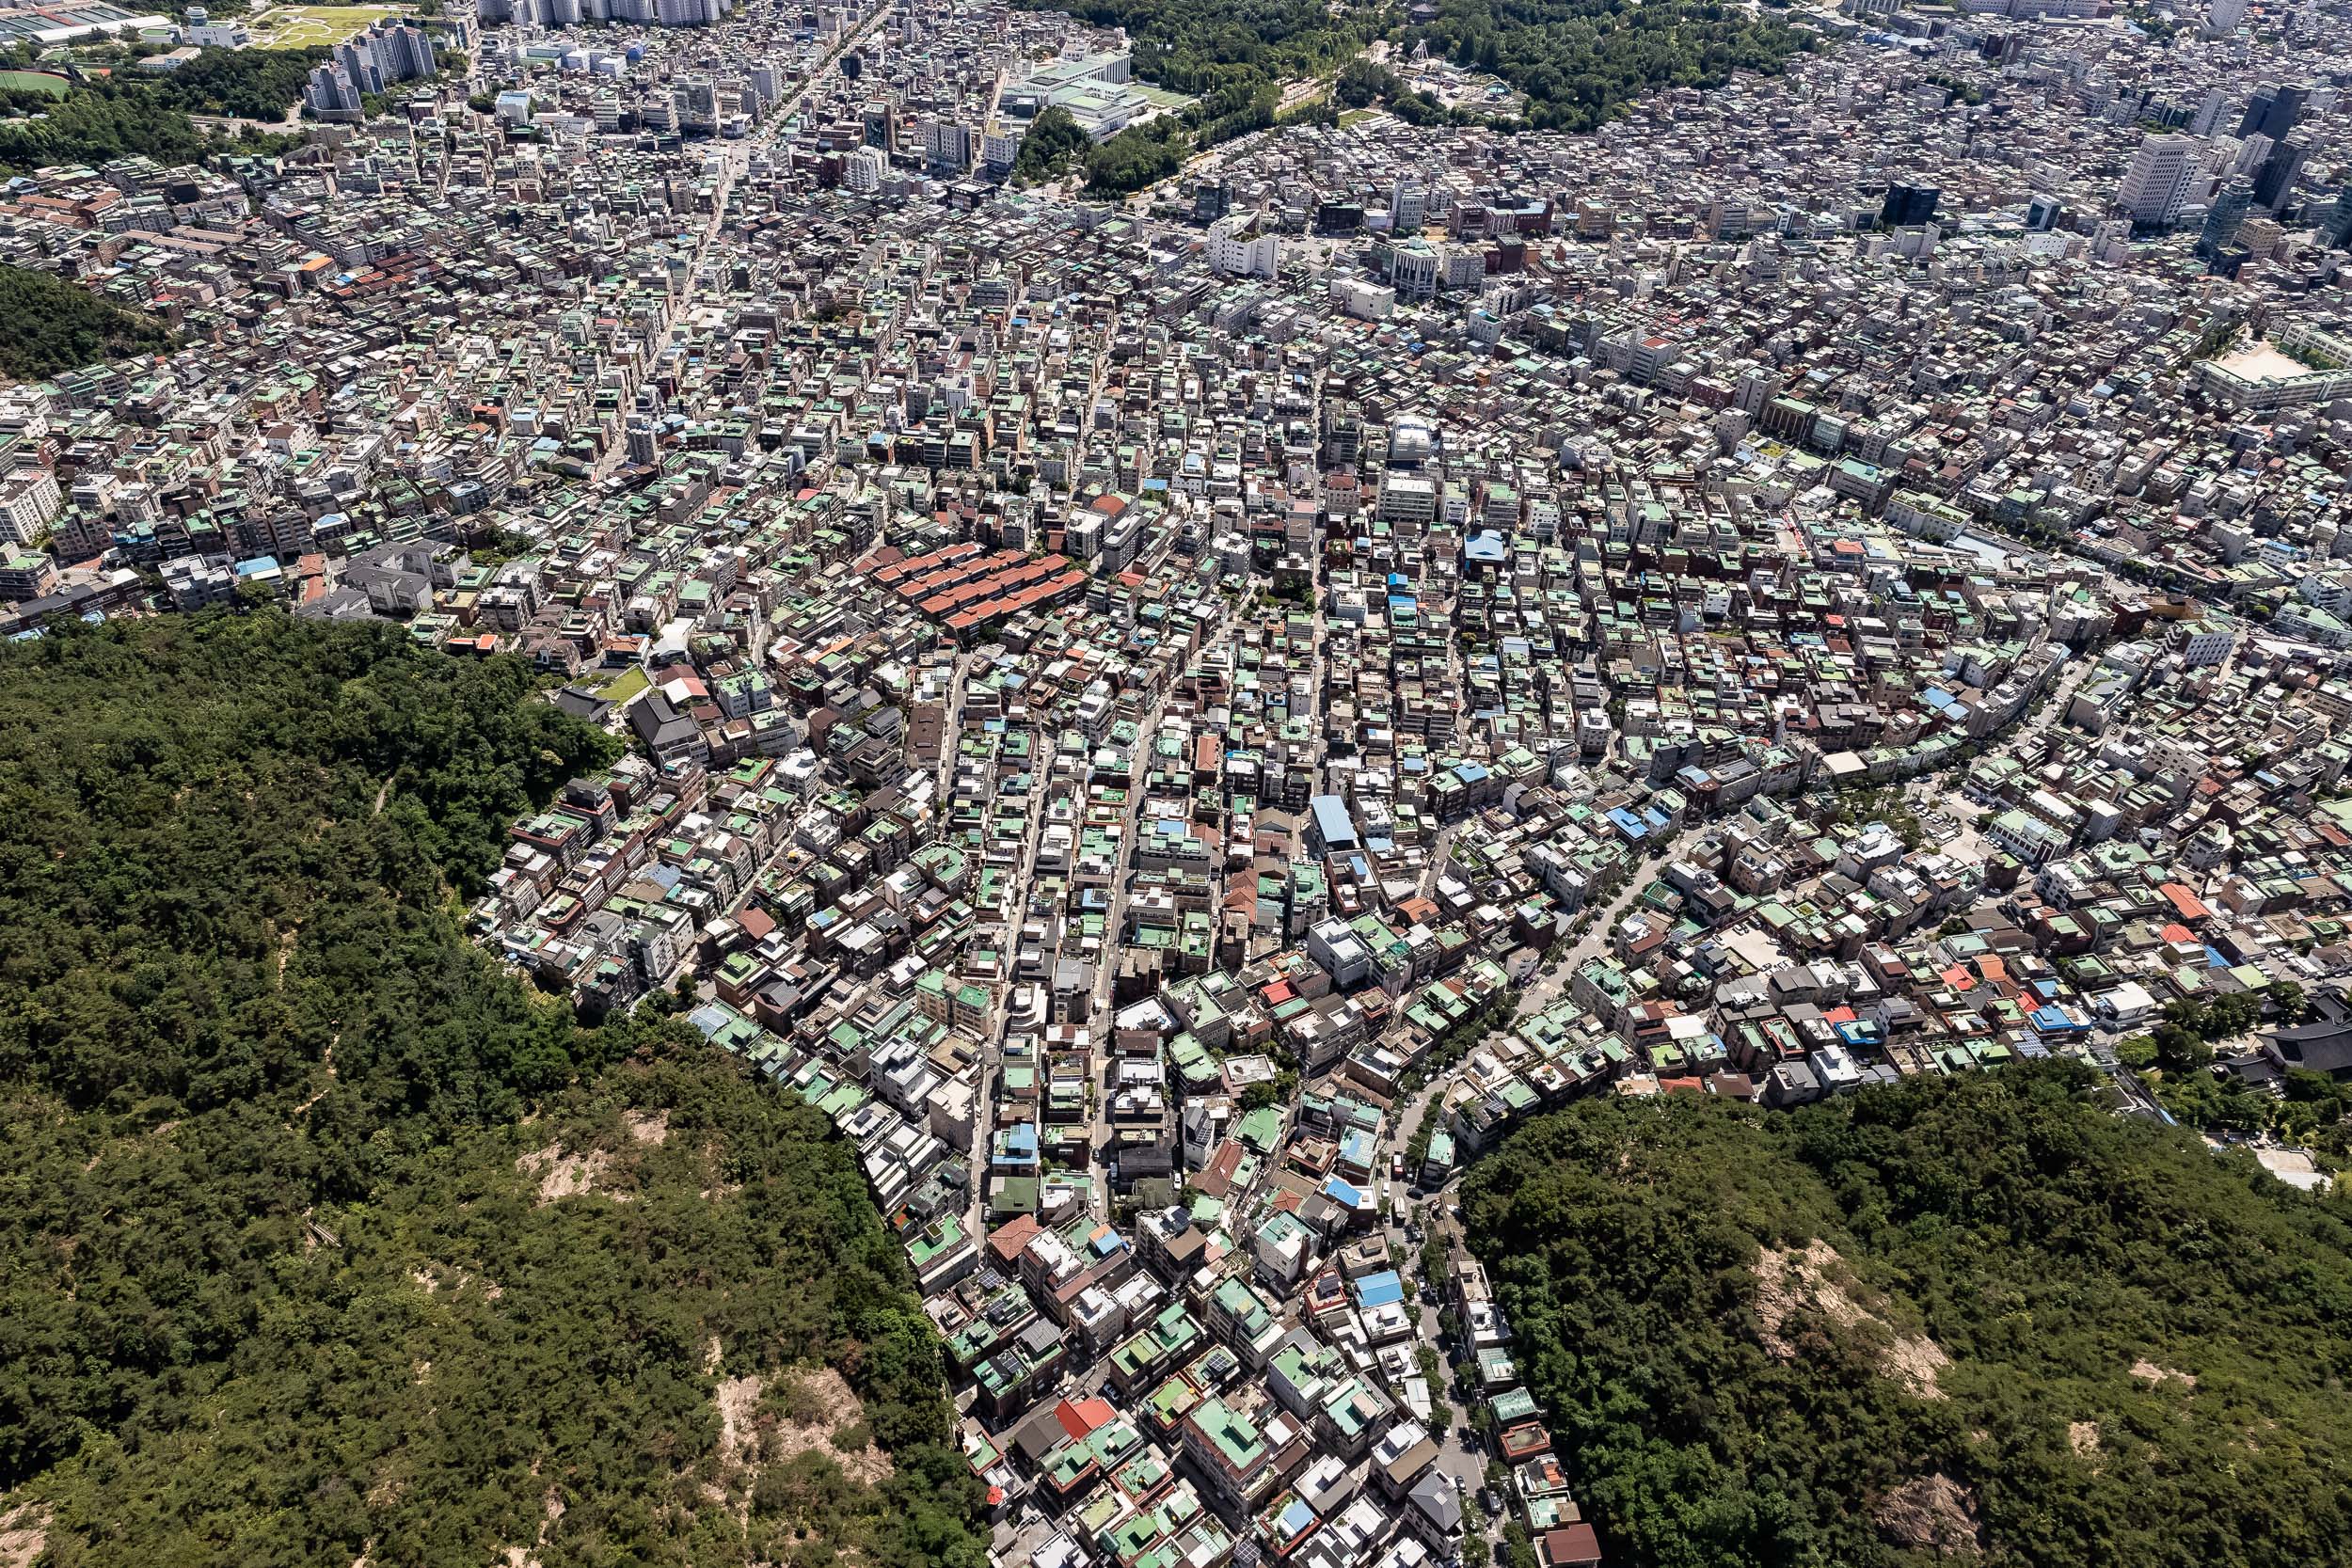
[248,4,400,49]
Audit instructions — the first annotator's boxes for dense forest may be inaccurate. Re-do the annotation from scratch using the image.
[1010,0,1806,191]
[1010,0,1386,191]
[135,45,327,120]
[1024,0,1382,99]
[1,35,321,117]
[0,263,174,381]
[1012,103,1089,182]
[1083,119,1186,194]
[1418,0,1810,132]
[0,73,303,176]
[1461,1064,2352,1568]
[0,613,987,1568]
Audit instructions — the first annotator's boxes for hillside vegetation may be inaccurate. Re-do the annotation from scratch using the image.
[1461,1064,2352,1568]
[0,612,986,1568]
[1011,0,1383,189]
[0,263,174,381]
[1420,0,1808,133]
[1010,0,1806,187]
[0,76,302,178]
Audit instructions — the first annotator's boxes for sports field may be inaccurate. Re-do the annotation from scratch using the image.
[0,70,72,97]
[249,5,401,49]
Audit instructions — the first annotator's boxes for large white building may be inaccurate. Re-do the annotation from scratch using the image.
[1206,216,1278,279]
[2169,615,2239,668]
[6,5,167,43]
[183,8,250,46]
[1388,241,1442,300]
[2116,133,2199,225]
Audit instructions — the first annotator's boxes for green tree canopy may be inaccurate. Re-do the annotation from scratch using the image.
[0,262,175,380]
[1417,0,1808,132]
[1013,103,1089,182]
[0,612,986,1568]
[1462,1063,2352,1568]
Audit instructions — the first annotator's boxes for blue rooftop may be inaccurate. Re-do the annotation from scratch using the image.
[1309,795,1358,848]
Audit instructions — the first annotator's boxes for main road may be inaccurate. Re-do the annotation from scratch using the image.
[580,0,897,487]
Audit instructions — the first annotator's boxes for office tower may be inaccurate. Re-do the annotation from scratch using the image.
[2265,86,2308,140]
[846,146,886,194]
[922,119,973,174]
[2254,136,2310,212]
[2026,193,2062,231]
[2320,190,2352,250]
[2117,134,2198,226]
[2238,83,2304,143]
[1880,182,1940,229]
[2204,0,2246,32]
[2198,179,2253,265]
[2237,87,2275,138]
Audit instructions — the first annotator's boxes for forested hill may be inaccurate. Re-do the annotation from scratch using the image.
[1007,0,1805,192]
[1461,1064,2352,1568]
[0,264,174,382]
[0,612,987,1568]
[1417,0,1809,133]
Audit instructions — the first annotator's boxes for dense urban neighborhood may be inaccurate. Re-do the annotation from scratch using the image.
[7,0,2352,1562]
